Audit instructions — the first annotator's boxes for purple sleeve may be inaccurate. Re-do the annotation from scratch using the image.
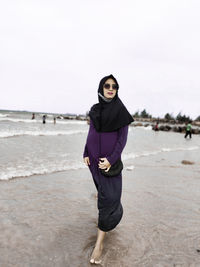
[83,143,88,158]
[107,125,128,165]
[83,122,91,158]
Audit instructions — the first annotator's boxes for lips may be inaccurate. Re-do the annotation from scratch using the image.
[108,92,113,95]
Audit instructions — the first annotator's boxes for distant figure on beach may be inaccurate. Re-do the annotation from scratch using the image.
[42,115,46,124]
[154,121,159,131]
[53,117,56,124]
[31,113,35,120]
[83,74,133,264]
[184,122,192,139]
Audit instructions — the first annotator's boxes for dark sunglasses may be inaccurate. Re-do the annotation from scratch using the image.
[103,83,118,90]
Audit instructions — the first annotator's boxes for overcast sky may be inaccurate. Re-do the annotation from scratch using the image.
[0,0,200,118]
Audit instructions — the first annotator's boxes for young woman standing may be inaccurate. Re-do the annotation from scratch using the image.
[83,74,133,264]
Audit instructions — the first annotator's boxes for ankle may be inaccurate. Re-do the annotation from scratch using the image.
[95,242,103,249]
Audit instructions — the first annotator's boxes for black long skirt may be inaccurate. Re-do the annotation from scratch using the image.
[89,158,123,232]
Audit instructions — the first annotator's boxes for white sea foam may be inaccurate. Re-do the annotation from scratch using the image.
[0,129,87,138]
[126,165,135,171]
[135,125,153,130]
[1,144,199,181]
[0,117,87,125]
[128,125,153,131]
[161,148,172,152]
[0,161,87,181]
[123,146,199,161]
[162,146,199,152]
[56,120,86,125]
[185,146,199,151]
[122,153,139,160]
[123,151,160,160]
[0,114,8,118]
[0,118,38,123]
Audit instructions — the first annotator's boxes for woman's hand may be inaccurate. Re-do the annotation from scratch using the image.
[84,157,90,166]
[98,158,111,172]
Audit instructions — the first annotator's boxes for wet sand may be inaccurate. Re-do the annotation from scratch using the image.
[1,151,200,267]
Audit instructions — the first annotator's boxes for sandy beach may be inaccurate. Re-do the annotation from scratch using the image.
[1,148,200,267]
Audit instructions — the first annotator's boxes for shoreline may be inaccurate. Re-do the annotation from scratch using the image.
[1,149,200,266]
[1,139,199,182]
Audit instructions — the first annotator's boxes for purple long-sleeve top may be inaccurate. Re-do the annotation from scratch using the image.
[83,120,128,165]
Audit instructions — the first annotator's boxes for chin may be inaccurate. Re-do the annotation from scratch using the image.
[106,95,114,99]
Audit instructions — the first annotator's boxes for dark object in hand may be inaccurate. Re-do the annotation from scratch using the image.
[100,159,123,177]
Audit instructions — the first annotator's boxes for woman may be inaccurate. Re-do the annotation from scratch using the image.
[83,74,133,264]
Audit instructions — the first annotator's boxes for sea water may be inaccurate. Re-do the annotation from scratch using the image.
[0,110,199,181]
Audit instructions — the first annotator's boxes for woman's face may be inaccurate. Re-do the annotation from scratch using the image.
[103,78,117,99]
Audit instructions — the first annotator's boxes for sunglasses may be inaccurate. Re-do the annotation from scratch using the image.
[103,83,118,90]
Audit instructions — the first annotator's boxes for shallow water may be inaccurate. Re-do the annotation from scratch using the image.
[0,110,199,181]
[1,111,200,266]
[0,156,200,266]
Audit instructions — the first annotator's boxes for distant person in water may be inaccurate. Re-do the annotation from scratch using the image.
[154,121,159,131]
[184,122,192,139]
[31,113,35,120]
[42,115,46,124]
[53,117,56,124]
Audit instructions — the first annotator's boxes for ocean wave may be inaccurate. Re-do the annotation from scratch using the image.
[0,162,87,181]
[123,150,160,160]
[0,117,87,125]
[1,145,199,181]
[126,165,135,171]
[56,120,86,125]
[133,125,153,130]
[184,146,199,151]
[0,161,136,181]
[0,129,87,138]
[0,118,37,123]
[123,146,199,160]
[162,146,199,152]
[0,114,8,118]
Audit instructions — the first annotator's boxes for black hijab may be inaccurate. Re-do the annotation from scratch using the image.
[89,74,134,132]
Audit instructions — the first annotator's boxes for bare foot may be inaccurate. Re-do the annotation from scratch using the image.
[90,244,103,264]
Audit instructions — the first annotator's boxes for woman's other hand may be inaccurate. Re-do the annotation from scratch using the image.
[98,158,111,171]
[84,157,90,166]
